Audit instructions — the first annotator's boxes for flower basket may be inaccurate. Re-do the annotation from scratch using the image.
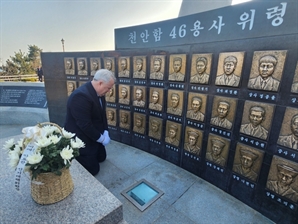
[31,167,74,205]
[3,122,85,205]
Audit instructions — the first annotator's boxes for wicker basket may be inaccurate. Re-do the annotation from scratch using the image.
[30,167,74,205]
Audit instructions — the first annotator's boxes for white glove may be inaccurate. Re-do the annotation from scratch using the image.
[102,134,110,146]
[104,130,109,138]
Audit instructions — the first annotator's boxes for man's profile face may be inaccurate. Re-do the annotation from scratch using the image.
[108,88,114,96]
[92,61,98,70]
[188,135,197,146]
[218,103,229,118]
[249,110,263,127]
[223,61,235,75]
[136,89,142,101]
[240,155,253,169]
[136,118,142,127]
[154,60,161,72]
[171,96,179,108]
[196,61,206,74]
[108,111,114,120]
[151,123,159,132]
[278,171,294,186]
[121,114,128,123]
[169,128,176,138]
[291,117,298,137]
[191,99,201,112]
[136,61,143,71]
[212,143,223,156]
[173,60,182,73]
[78,60,85,70]
[66,60,72,69]
[152,93,159,104]
[259,62,275,79]
[106,61,112,70]
[121,59,127,71]
[67,83,74,92]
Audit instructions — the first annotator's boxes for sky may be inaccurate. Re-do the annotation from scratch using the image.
[0,0,249,66]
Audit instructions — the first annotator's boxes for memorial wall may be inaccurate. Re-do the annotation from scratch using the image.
[41,0,298,222]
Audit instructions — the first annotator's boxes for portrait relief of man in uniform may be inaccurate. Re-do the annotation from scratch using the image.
[168,54,186,82]
[90,58,101,76]
[277,107,298,151]
[133,56,146,79]
[184,126,203,156]
[233,143,264,182]
[104,57,115,76]
[206,134,230,167]
[210,96,237,130]
[118,57,130,78]
[266,156,298,203]
[118,85,130,105]
[133,113,146,135]
[190,54,212,84]
[291,62,298,93]
[148,116,162,140]
[167,89,184,116]
[165,121,181,147]
[119,110,130,130]
[66,81,77,96]
[186,92,207,122]
[64,57,75,75]
[149,88,163,111]
[105,85,116,103]
[77,58,88,76]
[106,108,117,126]
[150,55,165,80]
[133,86,146,108]
[248,50,287,92]
[215,52,244,87]
[240,101,275,141]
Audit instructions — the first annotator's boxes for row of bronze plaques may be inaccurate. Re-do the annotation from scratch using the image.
[64,50,298,93]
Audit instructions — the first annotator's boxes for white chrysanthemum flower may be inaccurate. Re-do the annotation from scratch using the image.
[42,125,55,136]
[26,152,43,165]
[8,150,20,168]
[48,134,61,144]
[13,145,22,155]
[3,138,15,151]
[62,128,75,139]
[60,145,74,165]
[71,137,85,149]
[22,126,47,141]
[35,136,52,148]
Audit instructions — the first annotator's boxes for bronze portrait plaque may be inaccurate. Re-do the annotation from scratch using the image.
[186,92,207,122]
[168,54,187,82]
[133,56,147,79]
[291,62,298,93]
[184,126,203,156]
[232,143,264,182]
[118,84,130,105]
[133,112,146,134]
[148,116,163,140]
[77,58,88,76]
[210,96,237,130]
[104,57,115,76]
[239,100,275,141]
[150,55,165,80]
[106,84,116,103]
[64,57,75,75]
[118,57,130,78]
[190,53,212,84]
[107,108,117,126]
[165,120,181,147]
[133,86,146,108]
[248,50,287,92]
[66,81,77,96]
[206,133,230,167]
[167,89,184,116]
[90,58,101,76]
[277,107,298,151]
[149,88,163,112]
[215,52,245,87]
[266,155,298,203]
[119,109,130,130]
